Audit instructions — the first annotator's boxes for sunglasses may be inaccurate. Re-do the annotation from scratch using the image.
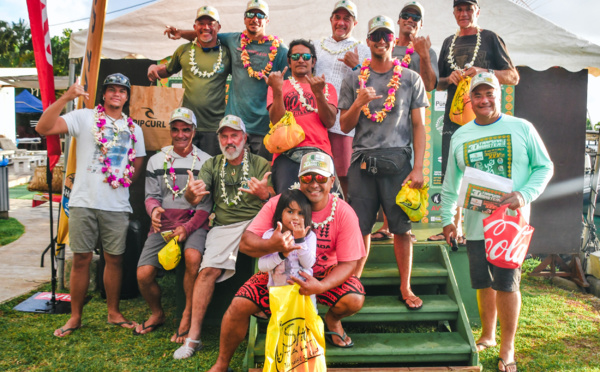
[368,30,395,43]
[289,53,313,61]
[300,174,329,184]
[245,11,266,19]
[400,12,422,22]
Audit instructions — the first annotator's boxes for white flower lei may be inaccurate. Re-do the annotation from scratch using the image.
[312,194,338,230]
[162,146,198,198]
[189,38,223,78]
[447,27,481,71]
[319,37,361,55]
[289,76,329,113]
[220,149,250,206]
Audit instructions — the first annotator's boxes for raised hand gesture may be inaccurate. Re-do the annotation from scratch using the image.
[292,218,310,240]
[410,34,431,58]
[164,25,182,40]
[356,86,383,107]
[185,170,210,206]
[306,74,327,98]
[239,171,272,200]
[263,66,288,91]
[338,47,360,69]
[270,222,300,257]
[63,83,90,102]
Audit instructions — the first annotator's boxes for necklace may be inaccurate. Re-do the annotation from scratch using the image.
[358,56,406,123]
[163,146,198,199]
[240,30,281,80]
[319,37,361,55]
[312,195,338,229]
[189,38,223,78]
[92,104,137,189]
[220,149,250,206]
[447,27,481,71]
[288,76,330,113]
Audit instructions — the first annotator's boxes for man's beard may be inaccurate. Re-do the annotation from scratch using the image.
[220,140,245,160]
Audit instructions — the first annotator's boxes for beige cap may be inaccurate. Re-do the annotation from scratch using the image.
[401,1,425,17]
[469,72,501,94]
[246,0,269,17]
[299,152,335,177]
[169,107,197,127]
[332,0,358,20]
[196,5,220,22]
[367,15,396,36]
[217,115,247,133]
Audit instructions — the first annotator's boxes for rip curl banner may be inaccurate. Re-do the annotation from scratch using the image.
[26,0,61,172]
[56,0,108,247]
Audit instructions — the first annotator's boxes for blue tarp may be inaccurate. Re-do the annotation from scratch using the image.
[15,90,43,113]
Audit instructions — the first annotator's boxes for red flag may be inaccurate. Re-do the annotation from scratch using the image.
[27,0,61,171]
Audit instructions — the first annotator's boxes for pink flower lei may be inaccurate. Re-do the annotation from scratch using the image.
[93,104,137,189]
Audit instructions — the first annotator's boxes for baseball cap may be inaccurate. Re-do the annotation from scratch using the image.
[469,72,500,94]
[332,0,358,20]
[453,0,479,7]
[367,15,395,36]
[217,115,247,133]
[103,73,130,91]
[196,5,220,23]
[169,107,197,127]
[246,0,269,17]
[298,152,335,177]
[401,1,425,17]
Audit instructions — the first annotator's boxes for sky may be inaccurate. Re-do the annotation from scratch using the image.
[1,0,600,122]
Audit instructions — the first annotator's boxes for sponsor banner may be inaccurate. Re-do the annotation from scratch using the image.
[34,292,72,302]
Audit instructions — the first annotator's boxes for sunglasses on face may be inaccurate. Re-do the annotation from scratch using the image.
[245,11,266,19]
[290,53,313,61]
[300,174,329,184]
[400,12,422,22]
[368,30,395,43]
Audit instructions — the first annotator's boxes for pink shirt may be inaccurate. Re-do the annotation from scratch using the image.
[247,193,366,276]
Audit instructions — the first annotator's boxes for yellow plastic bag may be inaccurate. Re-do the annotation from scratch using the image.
[263,111,305,154]
[450,76,476,126]
[396,182,429,222]
[158,236,181,270]
[263,284,326,372]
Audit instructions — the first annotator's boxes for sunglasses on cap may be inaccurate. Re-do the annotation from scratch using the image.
[245,11,266,19]
[290,53,313,62]
[300,174,329,184]
[400,12,422,22]
[368,29,394,43]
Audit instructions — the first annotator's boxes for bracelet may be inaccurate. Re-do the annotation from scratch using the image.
[260,192,272,203]
[294,237,306,244]
[352,64,361,71]
[278,251,286,260]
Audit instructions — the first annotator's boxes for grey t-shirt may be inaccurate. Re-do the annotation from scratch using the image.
[338,66,429,159]
[392,45,439,89]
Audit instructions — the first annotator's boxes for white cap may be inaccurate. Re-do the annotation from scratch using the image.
[470,72,501,94]
[169,107,197,127]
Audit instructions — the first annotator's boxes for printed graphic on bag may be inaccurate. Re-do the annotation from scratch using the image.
[274,318,324,370]
[463,184,507,214]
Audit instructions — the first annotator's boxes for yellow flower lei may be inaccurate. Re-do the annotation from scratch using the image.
[240,30,281,80]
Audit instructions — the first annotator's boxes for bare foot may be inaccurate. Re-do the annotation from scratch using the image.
[54,318,82,337]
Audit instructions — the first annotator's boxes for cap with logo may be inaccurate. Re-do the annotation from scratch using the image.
[217,115,247,133]
[368,15,396,36]
[103,73,130,91]
[401,1,425,17]
[196,5,220,23]
[298,152,335,177]
[169,107,197,127]
[332,0,358,20]
[469,72,500,94]
[246,0,269,17]
[453,0,479,7]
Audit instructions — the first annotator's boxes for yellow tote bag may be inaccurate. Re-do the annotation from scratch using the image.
[396,182,429,222]
[450,76,476,126]
[157,236,181,271]
[263,111,305,154]
[263,284,326,372]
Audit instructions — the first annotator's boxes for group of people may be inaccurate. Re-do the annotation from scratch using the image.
[35,1,555,371]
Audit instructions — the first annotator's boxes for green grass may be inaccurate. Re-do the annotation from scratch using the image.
[0,217,25,245]
[8,184,38,200]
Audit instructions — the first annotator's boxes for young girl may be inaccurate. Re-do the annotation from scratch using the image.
[258,189,317,305]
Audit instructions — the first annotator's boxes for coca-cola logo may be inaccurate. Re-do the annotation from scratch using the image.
[483,217,534,269]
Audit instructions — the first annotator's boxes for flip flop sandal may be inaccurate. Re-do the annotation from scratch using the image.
[324,325,354,348]
[107,321,135,328]
[476,341,496,351]
[499,357,518,372]
[371,230,393,241]
[132,321,164,336]
[399,295,423,310]
[172,329,189,343]
[54,325,82,337]
[427,232,446,241]
[173,337,203,359]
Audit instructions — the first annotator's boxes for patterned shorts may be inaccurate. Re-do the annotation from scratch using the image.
[234,265,365,317]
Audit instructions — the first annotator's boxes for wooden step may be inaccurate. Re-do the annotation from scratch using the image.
[251,332,473,365]
[361,262,449,286]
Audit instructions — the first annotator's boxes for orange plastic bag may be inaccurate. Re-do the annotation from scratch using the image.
[450,76,476,126]
[263,111,305,154]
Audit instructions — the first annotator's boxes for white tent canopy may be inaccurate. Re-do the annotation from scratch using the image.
[69,0,600,73]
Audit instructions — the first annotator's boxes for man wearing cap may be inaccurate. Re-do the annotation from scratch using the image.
[174,114,274,359]
[265,39,338,193]
[339,16,429,310]
[441,72,552,372]
[36,74,146,337]
[314,0,371,197]
[134,107,212,343]
[206,152,366,370]
[431,0,519,245]
[148,6,231,156]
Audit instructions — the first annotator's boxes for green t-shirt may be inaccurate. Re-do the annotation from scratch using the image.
[166,42,232,132]
[200,152,272,226]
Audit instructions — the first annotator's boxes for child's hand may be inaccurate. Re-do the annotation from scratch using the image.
[292,218,310,240]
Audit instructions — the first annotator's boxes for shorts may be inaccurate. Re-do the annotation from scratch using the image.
[441,121,461,182]
[347,160,412,236]
[271,154,300,194]
[193,131,220,157]
[69,207,129,255]
[199,219,253,283]
[235,266,365,317]
[137,228,208,269]
[328,132,353,177]
[466,240,521,292]
[246,133,272,162]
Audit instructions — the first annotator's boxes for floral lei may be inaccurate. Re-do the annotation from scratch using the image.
[220,149,250,206]
[240,30,281,80]
[358,42,413,123]
[92,104,136,189]
[447,27,481,71]
[312,194,338,229]
[319,37,361,55]
[163,146,198,199]
[189,38,223,78]
[289,76,329,113]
